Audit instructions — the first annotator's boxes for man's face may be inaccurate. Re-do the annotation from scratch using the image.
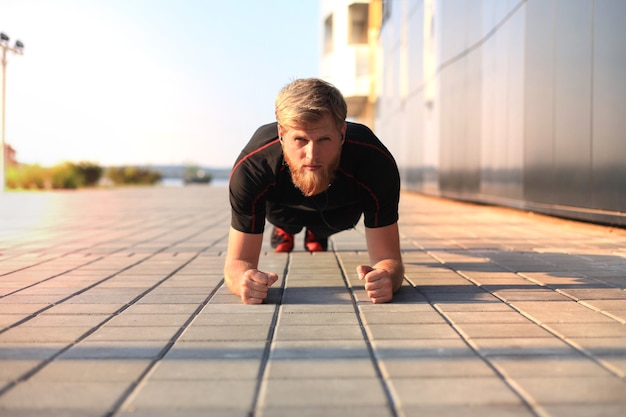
[279,114,346,197]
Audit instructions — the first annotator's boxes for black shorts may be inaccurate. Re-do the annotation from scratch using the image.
[266,202,362,239]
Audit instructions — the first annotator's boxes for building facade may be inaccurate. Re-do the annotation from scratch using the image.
[321,0,626,226]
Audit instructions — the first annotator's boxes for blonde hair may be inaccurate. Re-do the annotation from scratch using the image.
[275,78,347,131]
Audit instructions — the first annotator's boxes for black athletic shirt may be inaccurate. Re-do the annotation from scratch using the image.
[229,121,400,234]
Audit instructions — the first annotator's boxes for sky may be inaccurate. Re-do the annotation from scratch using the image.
[0,0,321,168]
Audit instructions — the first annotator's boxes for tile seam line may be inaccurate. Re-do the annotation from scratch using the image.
[0,213,190,273]
[0,213,226,291]
[460,266,626,325]
[0,218,230,332]
[0,210,228,280]
[0,238,224,399]
[402,254,540,413]
[334,250,402,417]
[106,276,226,417]
[430,303,542,417]
[249,253,290,417]
[455,269,626,381]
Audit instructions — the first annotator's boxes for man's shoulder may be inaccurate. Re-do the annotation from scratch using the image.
[233,122,281,169]
[346,121,375,139]
[247,122,279,146]
[344,122,392,155]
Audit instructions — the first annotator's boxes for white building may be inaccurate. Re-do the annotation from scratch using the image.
[321,0,626,227]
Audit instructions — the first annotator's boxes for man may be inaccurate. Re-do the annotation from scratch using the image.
[224,78,404,304]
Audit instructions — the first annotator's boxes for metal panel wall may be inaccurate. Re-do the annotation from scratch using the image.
[523,0,556,204]
[592,0,626,211]
[375,0,626,226]
[553,0,593,207]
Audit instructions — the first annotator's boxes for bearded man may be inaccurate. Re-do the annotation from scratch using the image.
[224,78,404,304]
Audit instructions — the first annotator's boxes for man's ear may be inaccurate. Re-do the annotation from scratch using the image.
[341,123,347,143]
[277,124,285,141]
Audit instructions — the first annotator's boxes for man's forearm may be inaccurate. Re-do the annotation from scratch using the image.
[223,259,255,296]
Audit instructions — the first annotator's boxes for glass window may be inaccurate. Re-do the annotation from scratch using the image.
[349,3,369,44]
[324,14,333,54]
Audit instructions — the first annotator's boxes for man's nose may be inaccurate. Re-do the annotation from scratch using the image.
[305,141,319,160]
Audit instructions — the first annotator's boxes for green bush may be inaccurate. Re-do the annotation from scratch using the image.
[4,162,166,190]
[105,166,162,185]
[75,161,103,186]
[5,161,104,190]
[6,164,49,190]
[51,162,83,189]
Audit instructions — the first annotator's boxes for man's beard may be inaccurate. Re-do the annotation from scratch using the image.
[285,153,340,197]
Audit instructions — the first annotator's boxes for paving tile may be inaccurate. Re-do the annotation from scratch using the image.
[260,378,387,407]
[203,303,277,314]
[401,405,536,417]
[426,292,502,302]
[456,323,553,339]
[557,288,626,301]
[128,379,257,410]
[88,326,181,342]
[270,340,369,360]
[372,338,475,359]
[33,359,150,382]
[511,301,616,324]
[0,326,92,343]
[0,380,130,411]
[279,304,357,313]
[392,376,522,406]
[366,323,460,339]
[547,322,626,338]
[23,314,110,327]
[362,311,446,324]
[540,404,626,417]
[380,357,496,378]
[266,358,377,379]
[106,313,190,327]
[513,376,626,404]
[180,325,270,342]
[491,356,614,377]
[124,303,200,315]
[258,406,394,417]
[0,294,63,304]
[150,358,261,380]
[281,288,352,304]
[0,409,105,417]
[3,187,626,415]
[274,324,363,341]
[59,341,166,360]
[44,303,126,314]
[0,343,67,360]
[163,341,267,360]
[0,304,50,315]
[358,302,434,313]
[435,302,515,312]
[494,289,573,302]
[444,311,532,324]
[193,312,274,326]
[278,312,359,326]
[0,360,41,381]
[472,337,579,357]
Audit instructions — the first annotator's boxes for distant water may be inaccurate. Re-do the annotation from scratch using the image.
[160,178,228,187]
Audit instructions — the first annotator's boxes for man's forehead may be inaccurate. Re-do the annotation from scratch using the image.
[282,117,340,136]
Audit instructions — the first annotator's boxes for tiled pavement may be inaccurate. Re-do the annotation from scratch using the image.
[0,186,625,417]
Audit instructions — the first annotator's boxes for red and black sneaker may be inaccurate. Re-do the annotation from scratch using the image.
[304,229,328,252]
[271,227,294,253]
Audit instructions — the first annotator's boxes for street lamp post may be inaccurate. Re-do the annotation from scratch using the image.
[1,32,25,192]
